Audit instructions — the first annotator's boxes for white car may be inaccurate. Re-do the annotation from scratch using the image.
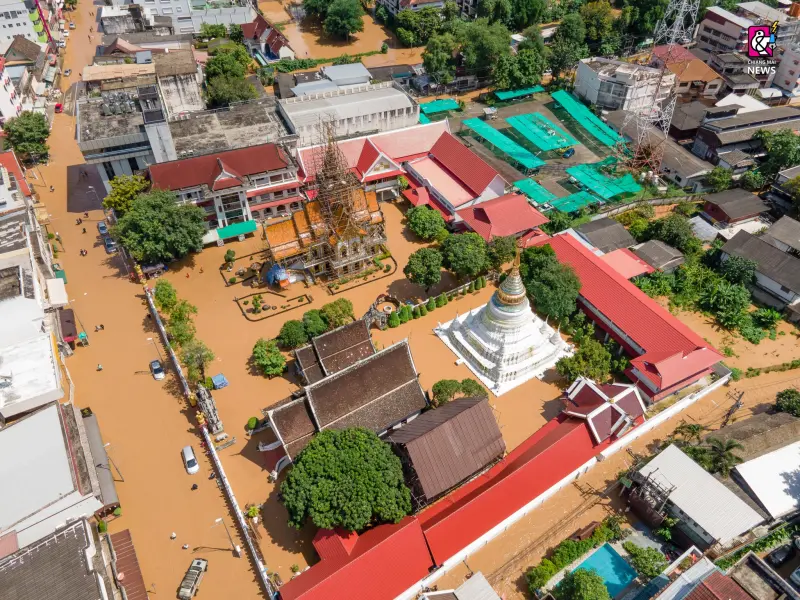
[149,359,165,380]
[181,445,200,475]
[63,30,69,37]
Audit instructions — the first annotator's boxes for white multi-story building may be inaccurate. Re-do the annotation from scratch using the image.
[774,44,800,101]
[109,0,255,34]
[0,0,49,51]
[0,57,22,122]
[694,7,752,55]
[574,58,675,111]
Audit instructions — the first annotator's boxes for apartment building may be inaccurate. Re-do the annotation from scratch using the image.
[574,58,674,111]
[774,43,800,101]
[0,57,22,122]
[707,52,762,95]
[694,7,752,55]
[107,0,255,33]
[736,1,800,47]
[0,0,49,50]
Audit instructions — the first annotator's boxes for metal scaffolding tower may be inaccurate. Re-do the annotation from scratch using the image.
[621,0,701,172]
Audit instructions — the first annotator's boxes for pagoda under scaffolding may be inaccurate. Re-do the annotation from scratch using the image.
[264,121,386,280]
[435,250,572,396]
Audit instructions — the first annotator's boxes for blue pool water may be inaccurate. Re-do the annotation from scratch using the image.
[573,543,637,597]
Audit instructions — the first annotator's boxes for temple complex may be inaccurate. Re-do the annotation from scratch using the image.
[435,252,571,396]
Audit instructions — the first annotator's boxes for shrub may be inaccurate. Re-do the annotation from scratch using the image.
[290,564,301,573]
[247,416,258,430]
[776,388,800,417]
[436,293,447,307]
[753,307,782,328]
[388,311,400,328]
[427,297,436,311]
[419,304,428,316]
[413,306,421,319]
[113,507,122,517]
[381,42,389,53]
[224,249,236,264]
[97,520,107,533]
[468,281,475,293]
[277,320,308,349]
[229,276,237,284]
[623,541,668,579]
[398,305,412,324]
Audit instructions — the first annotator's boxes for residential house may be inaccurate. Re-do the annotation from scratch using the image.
[3,35,46,100]
[669,101,711,140]
[650,44,696,67]
[455,192,549,242]
[735,440,800,520]
[728,552,800,600]
[100,4,173,35]
[736,1,800,47]
[667,59,723,99]
[278,82,420,146]
[721,230,800,311]
[148,143,300,235]
[607,110,714,191]
[716,150,756,177]
[774,43,800,102]
[633,240,685,273]
[763,216,800,255]
[547,234,723,402]
[702,188,768,225]
[632,445,764,549]
[574,58,674,111]
[692,106,800,163]
[706,54,760,96]
[265,340,428,469]
[388,397,506,508]
[0,57,22,123]
[241,14,293,63]
[715,91,769,113]
[694,7,752,55]
[767,164,800,213]
[100,32,193,54]
[575,217,636,253]
[404,132,507,222]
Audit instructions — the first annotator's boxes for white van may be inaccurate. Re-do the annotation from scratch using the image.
[181,445,199,475]
[178,559,208,599]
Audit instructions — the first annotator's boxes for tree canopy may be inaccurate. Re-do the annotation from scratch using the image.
[754,129,800,180]
[406,205,447,240]
[320,298,355,328]
[181,339,215,384]
[422,33,458,81]
[441,232,489,278]
[493,47,546,90]
[622,542,668,580]
[280,428,412,530]
[706,166,733,193]
[719,255,757,286]
[200,22,227,38]
[278,320,309,349]
[554,569,611,600]
[488,235,518,269]
[697,279,751,329]
[228,23,244,43]
[251,338,286,377]
[404,247,443,292]
[204,45,251,79]
[554,13,586,46]
[153,279,178,314]
[324,0,364,39]
[556,338,612,383]
[520,245,581,321]
[207,75,258,107]
[740,169,765,192]
[776,388,800,417]
[303,309,329,338]
[646,214,698,254]
[580,1,615,51]
[396,7,444,46]
[112,190,205,264]
[103,174,149,216]
[3,111,50,161]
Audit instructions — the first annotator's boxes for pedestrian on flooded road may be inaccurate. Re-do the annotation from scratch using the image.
[170,532,177,540]
[96,364,103,371]
[182,544,189,550]
[49,186,54,192]
[191,483,198,490]
[82,227,86,234]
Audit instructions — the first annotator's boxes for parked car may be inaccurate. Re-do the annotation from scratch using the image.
[790,566,800,588]
[767,543,794,567]
[54,103,63,114]
[97,221,108,236]
[181,445,199,475]
[103,237,117,253]
[63,69,71,77]
[562,148,576,159]
[150,360,165,381]
[69,21,76,29]
[178,559,208,600]
[793,536,800,552]
[63,30,69,37]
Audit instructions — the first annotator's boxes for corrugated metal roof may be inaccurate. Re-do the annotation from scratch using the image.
[722,231,800,293]
[638,445,763,544]
[734,441,800,519]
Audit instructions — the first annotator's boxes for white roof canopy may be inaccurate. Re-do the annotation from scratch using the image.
[735,441,800,520]
[45,278,67,307]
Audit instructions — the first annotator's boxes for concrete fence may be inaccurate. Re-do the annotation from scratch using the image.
[590,194,703,221]
[143,286,191,400]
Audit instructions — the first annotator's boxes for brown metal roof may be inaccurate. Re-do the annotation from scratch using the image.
[313,320,375,376]
[109,530,148,600]
[295,345,325,385]
[270,398,316,457]
[388,397,505,502]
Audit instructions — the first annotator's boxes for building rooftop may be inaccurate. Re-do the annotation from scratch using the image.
[704,6,754,28]
[82,62,155,83]
[652,45,696,63]
[0,520,108,600]
[456,193,548,241]
[320,63,372,83]
[77,99,146,144]
[730,552,800,600]
[577,217,637,253]
[637,445,764,544]
[582,57,663,79]
[0,334,63,421]
[0,212,28,255]
[294,320,375,385]
[279,83,414,131]
[168,98,293,157]
[389,397,505,503]
[715,93,769,114]
[703,188,768,220]
[763,216,800,252]
[722,231,800,294]
[737,1,791,23]
[429,132,502,197]
[600,247,654,279]
[633,240,684,272]
[685,572,754,600]
[667,59,721,83]
[409,157,474,207]
[5,35,41,63]
[152,49,196,76]
[735,440,800,520]
[101,32,193,46]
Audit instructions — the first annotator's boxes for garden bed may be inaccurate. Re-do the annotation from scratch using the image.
[326,255,398,295]
[235,293,311,322]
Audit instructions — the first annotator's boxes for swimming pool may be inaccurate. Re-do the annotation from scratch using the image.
[573,543,638,597]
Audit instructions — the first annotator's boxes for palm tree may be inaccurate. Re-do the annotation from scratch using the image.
[673,421,707,445]
[706,437,744,477]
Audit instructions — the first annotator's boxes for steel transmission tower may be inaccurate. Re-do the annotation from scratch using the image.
[621,0,701,172]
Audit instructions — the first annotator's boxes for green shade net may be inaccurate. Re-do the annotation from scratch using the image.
[462,118,545,170]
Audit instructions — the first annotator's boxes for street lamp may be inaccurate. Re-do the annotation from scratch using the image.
[212,518,240,557]
[146,337,163,362]
[98,442,125,482]
[87,185,100,209]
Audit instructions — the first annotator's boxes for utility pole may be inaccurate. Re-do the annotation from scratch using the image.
[721,391,745,428]
[102,442,125,482]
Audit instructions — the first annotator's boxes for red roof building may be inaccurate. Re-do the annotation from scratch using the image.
[242,15,294,60]
[600,248,654,279]
[149,143,301,229]
[562,378,646,444]
[684,572,753,600]
[456,193,548,241]
[0,149,31,198]
[547,234,722,401]
[277,518,434,600]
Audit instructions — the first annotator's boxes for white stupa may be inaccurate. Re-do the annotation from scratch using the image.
[435,250,572,396]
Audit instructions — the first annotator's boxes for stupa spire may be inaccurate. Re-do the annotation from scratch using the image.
[495,244,526,307]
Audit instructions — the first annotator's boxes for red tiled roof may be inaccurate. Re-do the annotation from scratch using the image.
[266,29,290,55]
[685,572,754,600]
[429,132,501,196]
[403,185,453,222]
[653,45,696,63]
[356,140,380,177]
[0,149,30,197]
[149,143,290,191]
[631,347,722,390]
[278,517,433,600]
[547,234,721,391]
[312,528,359,561]
[419,416,603,565]
[456,193,548,241]
[109,530,148,600]
[362,169,404,183]
[242,14,270,39]
[600,248,654,279]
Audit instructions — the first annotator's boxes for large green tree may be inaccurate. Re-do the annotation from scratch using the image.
[441,232,489,278]
[181,339,215,384]
[103,174,149,216]
[548,38,589,78]
[580,1,614,51]
[204,44,251,79]
[422,33,457,81]
[740,169,765,192]
[706,166,733,193]
[153,279,178,314]
[520,245,581,321]
[622,0,669,37]
[320,298,355,328]
[207,75,258,107]
[280,428,412,530]
[228,23,244,43]
[251,338,286,377]
[112,190,206,264]
[324,0,365,39]
[404,247,443,292]
[720,255,757,285]
[554,13,586,45]
[406,205,447,240]
[754,129,800,179]
[493,48,546,89]
[622,542,668,580]
[396,7,442,46]
[488,235,518,269]
[278,320,308,349]
[302,309,329,338]
[554,569,611,600]
[646,214,697,253]
[556,338,612,383]
[3,111,50,160]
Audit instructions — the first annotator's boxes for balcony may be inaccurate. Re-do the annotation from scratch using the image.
[29,10,40,22]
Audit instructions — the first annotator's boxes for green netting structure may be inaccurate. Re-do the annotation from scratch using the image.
[566,164,641,200]
[551,90,621,148]
[419,113,431,124]
[462,118,545,170]
[550,191,599,213]
[420,98,460,115]
[494,85,545,100]
[506,113,578,151]
[513,178,556,205]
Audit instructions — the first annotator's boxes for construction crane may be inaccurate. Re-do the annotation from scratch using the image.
[620,0,701,174]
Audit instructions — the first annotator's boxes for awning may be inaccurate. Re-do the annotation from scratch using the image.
[58,308,78,342]
[43,65,57,83]
[46,278,68,307]
[217,220,258,240]
[245,181,300,198]
[82,413,120,509]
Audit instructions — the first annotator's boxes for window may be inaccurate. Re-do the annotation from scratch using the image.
[781,285,791,292]
[176,6,182,11]
[103,162,116,181]
[162,7,173,13]
[178,16,192,20]
[128,157,139,172]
